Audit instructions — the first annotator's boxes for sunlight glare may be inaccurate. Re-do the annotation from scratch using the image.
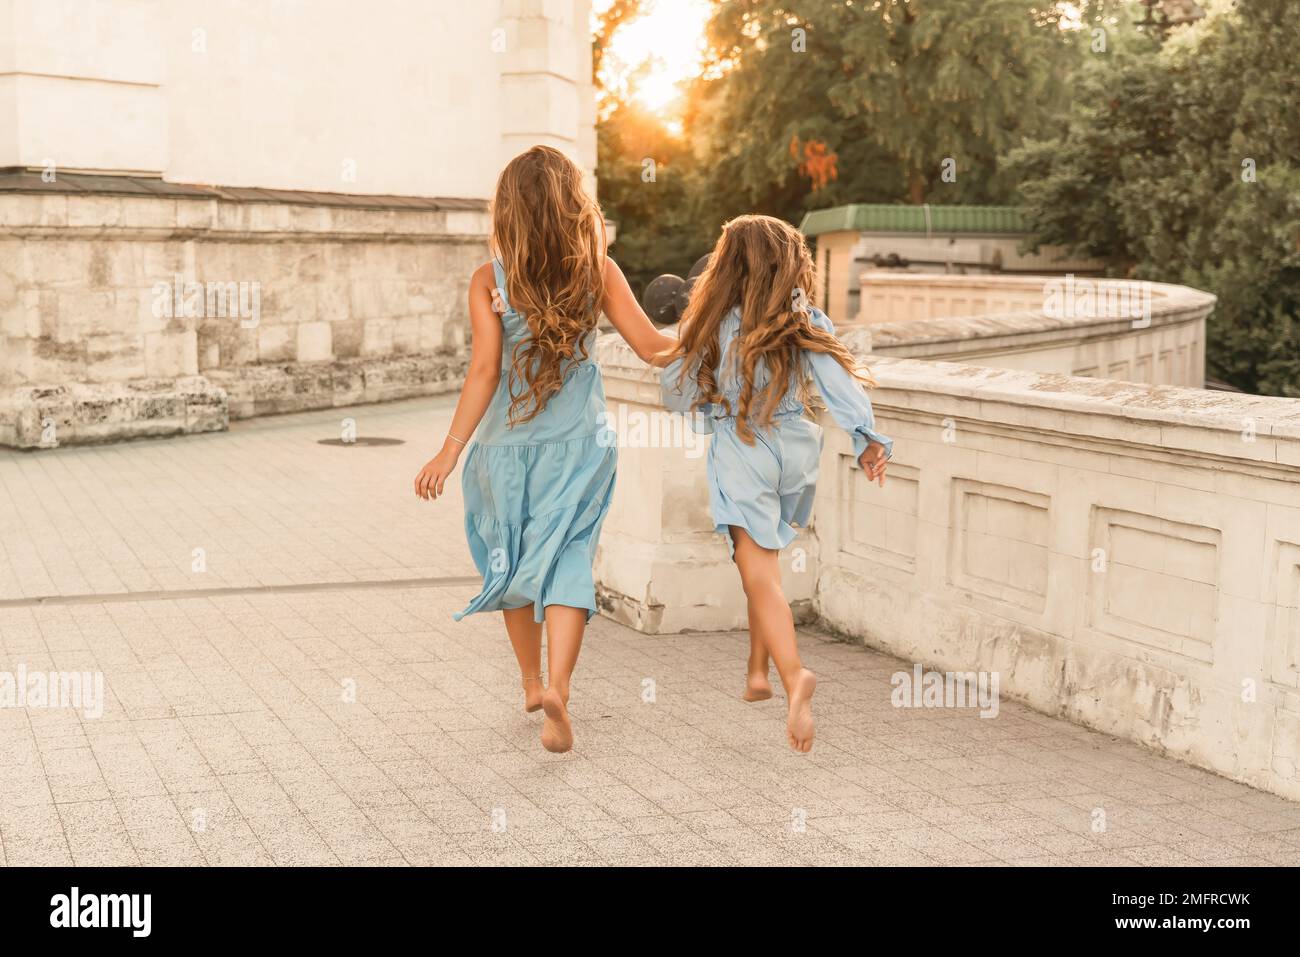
[593,0,712,126]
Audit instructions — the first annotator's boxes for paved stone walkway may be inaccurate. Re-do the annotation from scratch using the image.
[2,398,1299,866]
[0,398,472,600]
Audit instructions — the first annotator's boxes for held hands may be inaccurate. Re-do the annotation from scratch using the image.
[413,445,460,501]
[858,441,888,487]
[645,338,679,368]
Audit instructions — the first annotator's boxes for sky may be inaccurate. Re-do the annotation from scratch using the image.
[592,0,713,125]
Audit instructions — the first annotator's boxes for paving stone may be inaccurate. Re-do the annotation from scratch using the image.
[0,397,1290,866]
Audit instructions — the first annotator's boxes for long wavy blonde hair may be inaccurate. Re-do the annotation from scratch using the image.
[491,145,606,426]
[670,214,873,444]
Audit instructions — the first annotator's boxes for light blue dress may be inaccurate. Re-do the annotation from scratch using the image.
[454,260,616,623]
[660,306,891,552]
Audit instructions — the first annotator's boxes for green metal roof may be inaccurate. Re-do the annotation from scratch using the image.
[799,203,1029,237]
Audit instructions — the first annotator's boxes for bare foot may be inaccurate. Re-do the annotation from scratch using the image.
[743,667,773,702]
[540,688,574,753]
[522,676,544,713]
[786,669,817,753]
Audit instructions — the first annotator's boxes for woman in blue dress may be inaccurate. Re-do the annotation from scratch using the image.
[661,215,892,753]
[414,146,672,753]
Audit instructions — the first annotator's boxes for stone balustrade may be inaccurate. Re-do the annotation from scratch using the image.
[593,335,818,633]
[858,272,1213,388]
[596,281,1300,799]
[817,356,1300,800]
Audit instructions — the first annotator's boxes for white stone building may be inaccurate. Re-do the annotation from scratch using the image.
[801,203,1103,328]
[0,0,596,447]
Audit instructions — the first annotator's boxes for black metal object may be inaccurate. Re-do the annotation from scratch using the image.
[640,255,710,325]
[642,275,685,324]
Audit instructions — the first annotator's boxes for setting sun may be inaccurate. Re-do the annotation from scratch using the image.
[594,0,712,127]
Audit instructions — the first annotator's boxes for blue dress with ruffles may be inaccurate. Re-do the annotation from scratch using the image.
[660,306,891,552]
[453,260,616,623]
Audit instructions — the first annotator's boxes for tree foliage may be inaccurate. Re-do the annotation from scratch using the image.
[597,100,702,294]
[1009,0,1300,394]
[598,0,1083,294]
[595,0,1299,394]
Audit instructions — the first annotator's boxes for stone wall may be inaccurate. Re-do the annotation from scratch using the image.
[861,274,1212,388]
[0,183,488,447]
[0,0,598,449]
[815,358,1300,800]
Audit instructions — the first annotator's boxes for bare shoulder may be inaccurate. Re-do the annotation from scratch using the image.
[471,261,496,288]
[603,257,627,282]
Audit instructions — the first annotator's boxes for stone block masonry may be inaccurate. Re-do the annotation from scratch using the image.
[0,174,487,448]
[810,358,1300,800]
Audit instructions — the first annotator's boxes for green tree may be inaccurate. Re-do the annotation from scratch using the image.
[597,101,702,295]
[692,0,1078,213]
[597,0,1081,290]
[1009,0,1300,395]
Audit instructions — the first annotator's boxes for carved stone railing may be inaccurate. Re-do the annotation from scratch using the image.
[595,276,1300,799]
[857,273,1215,387]
[815,356,1300,800]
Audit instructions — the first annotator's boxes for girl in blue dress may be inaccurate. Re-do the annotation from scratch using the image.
[661,215,892,753]
[414,146,672,754]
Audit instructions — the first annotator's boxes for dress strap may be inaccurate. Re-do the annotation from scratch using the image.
[491,259,511,313]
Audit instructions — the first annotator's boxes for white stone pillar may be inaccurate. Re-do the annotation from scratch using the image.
[497,0,597,194]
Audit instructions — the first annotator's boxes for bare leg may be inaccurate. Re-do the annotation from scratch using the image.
[730,526,816,752]
[539,604,586,753]
[742,590,774,702]
[502,605,544,712]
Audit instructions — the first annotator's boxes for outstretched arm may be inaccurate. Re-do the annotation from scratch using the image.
[601,257,676,366]
[414,263,502,500]
[805,308,892,484]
